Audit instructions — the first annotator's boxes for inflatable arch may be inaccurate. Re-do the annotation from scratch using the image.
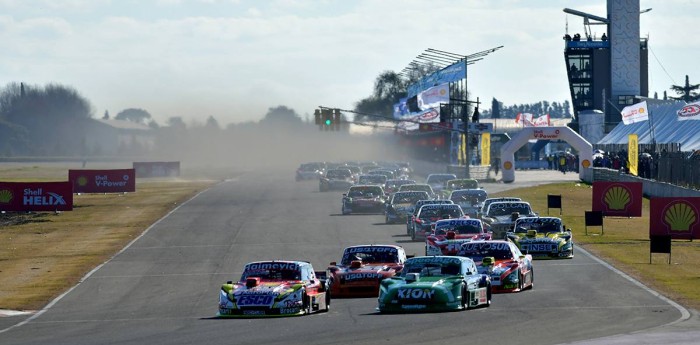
[500,126,593,183]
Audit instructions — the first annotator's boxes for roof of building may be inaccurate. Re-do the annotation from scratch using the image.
[95,118,151,131]
[597,100,700,151]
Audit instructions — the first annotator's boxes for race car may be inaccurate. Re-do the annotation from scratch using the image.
[385,191,429,224]
[481,197,522,217]
[327,245,408,297]
[507,216,574,259]
[357,174,388,186]
[409,203,465,241]
[458,240,534,293]
[425,219,492,255]
[449,189,488,218]
[439,178,480,199]
[319,168,354,192]
[377,256,491,313]
[398,183,436,199]
[406,199,454,235]
[481,201,537,239]
[425,173,457,193]
[342,185,386,214]
[295,162,326,181]
[217,260,329,317]
[384,179,417,196]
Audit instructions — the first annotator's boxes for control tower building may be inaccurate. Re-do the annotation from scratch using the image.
[563,0,649,140]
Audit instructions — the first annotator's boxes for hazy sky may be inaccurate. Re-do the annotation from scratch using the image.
[0,0,697,126]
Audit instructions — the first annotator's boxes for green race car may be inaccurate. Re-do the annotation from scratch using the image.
[377,256,491,313]
[507,217,574,259]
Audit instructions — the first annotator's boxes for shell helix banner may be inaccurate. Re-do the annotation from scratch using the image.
[133,161,181,178]
[69,169,136,193]
[650,197,700,240]
[592,181,643,217]
[628,134,638,176]
[0,181,73,212]
[481,132,490,166]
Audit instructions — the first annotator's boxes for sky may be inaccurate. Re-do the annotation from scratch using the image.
[0,0,697,126]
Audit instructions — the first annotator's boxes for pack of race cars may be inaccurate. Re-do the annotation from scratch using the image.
[216,162,574,317]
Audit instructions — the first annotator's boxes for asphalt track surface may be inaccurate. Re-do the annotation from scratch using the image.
[0,170,690,345]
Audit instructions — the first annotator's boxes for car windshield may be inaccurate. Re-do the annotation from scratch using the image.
[359,175,386,184]
[348,187,382,197]
[487,203,532,217]
[459,242,515,261]
[341,247,399,265]
[447,180,478,189]
[241,268,301,281]
[326,170,350,178]
[436,224,481,235]
[392,193,427,204]
[515,220,562,233]
[400,185,432,193]
[427,175,456,184]
[404,263,460,276]
[420,207,462,219]
[451,192,486,205]
[300,163,323,171]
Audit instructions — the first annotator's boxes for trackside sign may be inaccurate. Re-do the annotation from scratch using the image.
[650,197,700,240]
[133,161,180,178]
[0,181,73,211]
[592,182,643,217]
[69,169,136,193]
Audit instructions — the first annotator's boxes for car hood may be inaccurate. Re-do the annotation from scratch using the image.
[512,232,568,244]
[231,281,301,297]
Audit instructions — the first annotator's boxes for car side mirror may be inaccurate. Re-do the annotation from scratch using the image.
[342,193,347,197]
[329,261,337,266]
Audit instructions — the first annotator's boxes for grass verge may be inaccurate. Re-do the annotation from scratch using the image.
[0,165,216,310]
[492,182,700,311]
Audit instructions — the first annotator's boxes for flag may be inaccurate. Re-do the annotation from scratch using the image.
[621,101,649,125]
[516,113,550,127]
[677,101,700,121]
[515,113,534,126]
[533,114,551,127]
[628,134,638,176]
[417,83,449,110]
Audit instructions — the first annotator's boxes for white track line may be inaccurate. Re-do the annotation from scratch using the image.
[577,246,691,327]
[0,184,217,334]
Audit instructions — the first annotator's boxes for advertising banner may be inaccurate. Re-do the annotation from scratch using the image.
[417,83,449,111]
[133,161,181,178]
[396,108,440,132]
[481,132,490,166]
[621,101,649,125]
[69,169,136,193]
[628,134,638,176]
[650,197,700,239]
[393,97,409,119]
[592,181,643,217]
[0,181,73,211]
[407,60,466,98]
[677,101,700,121]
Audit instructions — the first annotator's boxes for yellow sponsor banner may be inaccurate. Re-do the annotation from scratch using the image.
[481,132,490,166]
[628,134,638,176]
[460,133,466,165]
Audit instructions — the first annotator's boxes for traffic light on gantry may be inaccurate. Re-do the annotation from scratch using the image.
[321,109,332,130]
[314,109,322,125]
[333,109,341,131]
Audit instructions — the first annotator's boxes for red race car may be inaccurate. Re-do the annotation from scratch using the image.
[327,245,408,297]
[425,219,492,255]
[458,240,534,293]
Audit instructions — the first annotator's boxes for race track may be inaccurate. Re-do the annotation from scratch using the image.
[0,170,683,345]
